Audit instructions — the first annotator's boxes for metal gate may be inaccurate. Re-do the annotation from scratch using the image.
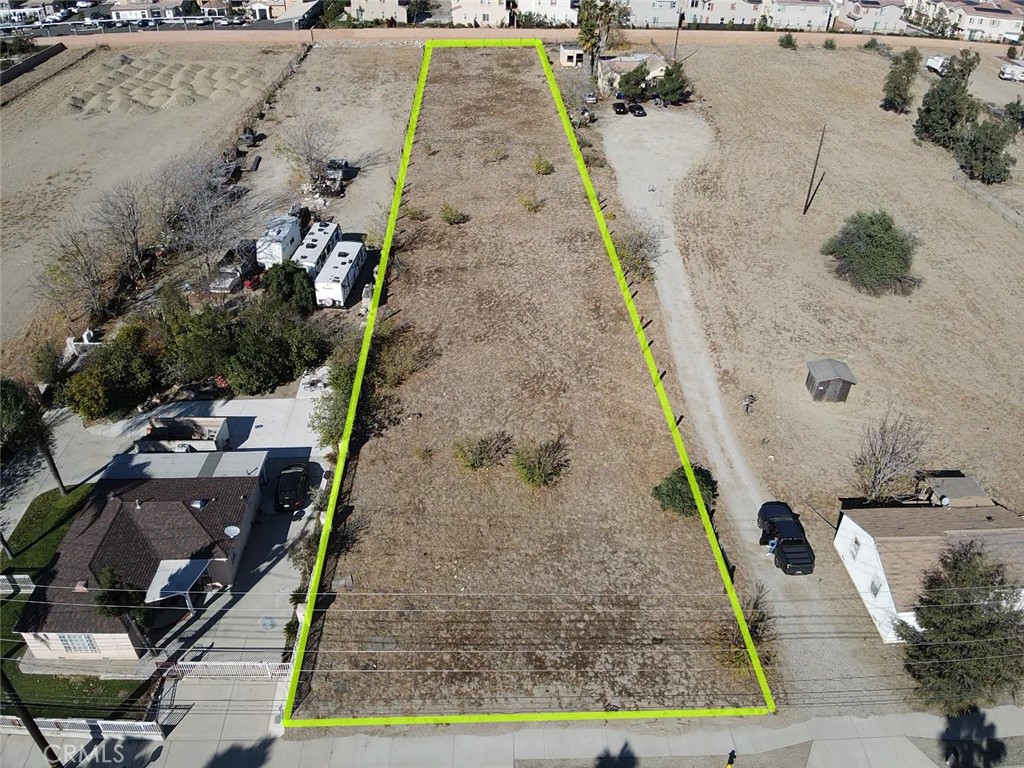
[165,661,290,679]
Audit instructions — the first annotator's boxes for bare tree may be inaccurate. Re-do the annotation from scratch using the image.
[852,408,927,502]
[40,221,112,323]
[278,119,333,182]
[94,177,150,285]
[150,150,258,275]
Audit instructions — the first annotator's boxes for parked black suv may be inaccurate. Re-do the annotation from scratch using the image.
[757,501,815,575]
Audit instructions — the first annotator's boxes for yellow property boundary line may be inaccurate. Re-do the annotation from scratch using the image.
[282,38,775,728]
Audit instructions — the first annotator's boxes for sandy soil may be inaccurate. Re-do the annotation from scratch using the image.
[301,47,762,720]
[0,44,300,344]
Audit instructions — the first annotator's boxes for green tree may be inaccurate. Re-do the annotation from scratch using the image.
[618,62,649,102]
[166,305,234,384]
[262,261,317,316]
[822,210,919,296]
[882,47,922,114]
[896,541,1024,715]
[914,49,980,149]
[94,567,152,628]
[1008,44,1019,60]
[956,118,1018,184]
[652,465,717,517]
[226,300,326,395]
[1006,97,1024,132]
[65,323,163,419]
[0,378,66,495]
[654,61,693,103]
[756,14,770,31]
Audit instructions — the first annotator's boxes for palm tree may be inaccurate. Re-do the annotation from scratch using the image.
[0,377,66,496]
[577,0,601,78]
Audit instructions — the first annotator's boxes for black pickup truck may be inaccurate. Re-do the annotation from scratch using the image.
[757,501,815,576]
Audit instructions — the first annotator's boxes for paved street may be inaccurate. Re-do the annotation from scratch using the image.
[1,705,1023,767]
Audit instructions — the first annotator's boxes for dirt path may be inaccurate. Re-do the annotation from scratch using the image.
[599,105,910,716]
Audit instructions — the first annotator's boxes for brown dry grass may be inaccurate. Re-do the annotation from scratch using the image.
[299,48,760,719]
[674,45,1024,514]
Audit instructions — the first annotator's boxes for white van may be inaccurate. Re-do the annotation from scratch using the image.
[255,215,302,268]
[293,221,341,277]
[999,63,1024,82]
[315,241,368,308]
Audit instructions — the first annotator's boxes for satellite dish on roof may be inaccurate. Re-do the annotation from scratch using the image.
[940,495,951,507]
[224,525,241,539]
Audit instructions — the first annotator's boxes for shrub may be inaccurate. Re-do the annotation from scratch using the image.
[455,430,513,470]
[822,210,920,296]
[778,33,797,50]
[652,465,718,517]
[581,147,606,168]
[65,323,162,420]
[30,340,64,386]
[1006,97,1024,132]
[714,582,778,670]
[518,190,544,213]
[440,202,470,225]
[262,261,317,316]
[863,37,880,51]
[512,436,569,488]
[612,219,662,281]
[956,118,1018,184]
[756,14,769,31]
[1008,44,1019,60]
[165,304,234,385]
[485,147,509,164]
[618,62,650,101]
[823,37,836,50]
[404,206,429,222]
[226,300,326,395]
[532,155,555,175]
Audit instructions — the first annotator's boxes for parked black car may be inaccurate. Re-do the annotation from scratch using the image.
[628,103,647,117]
[275,464,309,513]
[757,501,815,575]
[612,102,628,115]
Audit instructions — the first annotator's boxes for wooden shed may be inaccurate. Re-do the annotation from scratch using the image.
[806,358,857,402]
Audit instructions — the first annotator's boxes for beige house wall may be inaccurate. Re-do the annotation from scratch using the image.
[22,632,140,660]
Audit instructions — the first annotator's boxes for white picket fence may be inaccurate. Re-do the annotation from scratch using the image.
[0,715,163,740]
[165,661,290,679]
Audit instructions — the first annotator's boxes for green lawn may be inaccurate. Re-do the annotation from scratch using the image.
[1,484,93,657]
[0,484,143,720]
[1,657,143,720]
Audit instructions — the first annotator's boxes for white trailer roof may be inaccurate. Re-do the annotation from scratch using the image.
[315,241,366,287]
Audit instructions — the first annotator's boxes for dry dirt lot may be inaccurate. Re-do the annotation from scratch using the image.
[672,46,1024,514]
[299,47,762,719]
[241,42,424,238]
[0,43,300,345]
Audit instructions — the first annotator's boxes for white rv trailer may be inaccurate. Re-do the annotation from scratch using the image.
[293,222,341,277]
[315,241,368,308]
[255,215,302,268]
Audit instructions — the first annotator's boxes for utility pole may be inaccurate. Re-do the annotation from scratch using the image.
[672,10,683,62]
[0,667,64,768]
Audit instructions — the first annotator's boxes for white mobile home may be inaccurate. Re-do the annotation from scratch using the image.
[255,215,302,268]
[315,241,368,308]
[293,221,341,277]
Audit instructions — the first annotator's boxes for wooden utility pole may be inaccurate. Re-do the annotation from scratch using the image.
[803,124,827,215]
[0,667,64,767]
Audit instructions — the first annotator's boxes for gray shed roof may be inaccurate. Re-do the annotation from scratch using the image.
[806,358,857,384]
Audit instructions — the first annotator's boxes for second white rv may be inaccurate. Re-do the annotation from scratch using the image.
[294,221,341,277]
[315,241,368,308]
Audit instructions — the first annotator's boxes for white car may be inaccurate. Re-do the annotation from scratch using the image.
[76,0,97,6]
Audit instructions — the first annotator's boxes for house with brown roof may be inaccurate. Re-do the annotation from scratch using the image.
[833,474,1024,643]
[16,451,269,661]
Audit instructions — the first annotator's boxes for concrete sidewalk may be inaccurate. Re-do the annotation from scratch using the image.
[2,706,1022,768]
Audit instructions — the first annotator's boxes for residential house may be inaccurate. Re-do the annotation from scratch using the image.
[559,42,585,66]
[833,474,1024,644]
[684,0,764,26]
[111,0,183,19]
[629,0,680,28]
[513,0,577,24]
[349,0,403,21]
[270,0,321,24]
[16,451,270,660]
[198,0,232,16]
[765,0,833,29]
[952,0,1023,41]
[451,0,508,25]
[597,52,669,94]
[835,0,908,32]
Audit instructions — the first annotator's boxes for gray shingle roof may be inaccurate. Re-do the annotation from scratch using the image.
[806,358,857,384]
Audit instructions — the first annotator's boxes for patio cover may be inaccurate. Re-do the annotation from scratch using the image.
[145,559,210,603]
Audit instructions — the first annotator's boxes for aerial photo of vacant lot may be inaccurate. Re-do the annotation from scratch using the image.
[297,46,762,720]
